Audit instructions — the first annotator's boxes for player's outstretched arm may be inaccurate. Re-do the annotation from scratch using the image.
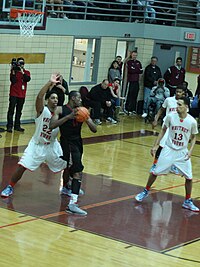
[186,134,196,160]
[49,107,76,129]
[151,125,167,157]
[35,73,60,116]
[152,106,165,128]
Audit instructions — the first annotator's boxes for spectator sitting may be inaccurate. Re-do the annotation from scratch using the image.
[115,55,123,75]
[47,0,67,18]
[63,0,78,19]
[108,60,121,83]
[154,0,175,26]
[142,78,170,118]
[109,78,125,121]
[137,0,156,23]
[87,79,117,125]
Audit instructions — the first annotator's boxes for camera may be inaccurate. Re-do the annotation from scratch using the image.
[11,58,20,71]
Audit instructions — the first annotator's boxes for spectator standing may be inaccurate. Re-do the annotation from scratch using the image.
[108,60,121,83]
[142,56,162,117]
[164,57,185,97]
[7,57,31,133]
[125,51,143,114]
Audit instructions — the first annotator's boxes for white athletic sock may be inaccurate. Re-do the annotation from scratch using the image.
[69,193,78,205]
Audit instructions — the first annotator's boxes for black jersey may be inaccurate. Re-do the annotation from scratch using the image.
[59,104,82,141]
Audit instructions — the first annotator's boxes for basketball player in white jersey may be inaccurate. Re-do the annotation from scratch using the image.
[146,85,185,178]
[135,97,199,212]
[1,73,67,197]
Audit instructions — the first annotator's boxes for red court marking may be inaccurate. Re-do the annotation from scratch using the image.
[1,179,200,229]
[0,217,38,229]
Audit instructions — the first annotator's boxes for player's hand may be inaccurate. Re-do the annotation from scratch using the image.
[68,109,77,120]
[50,73,61,84]
[152,120,157,129]
[150,146,157,157]
[184,152,191,161]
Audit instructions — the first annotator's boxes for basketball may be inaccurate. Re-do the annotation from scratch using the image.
[76,107,90,122]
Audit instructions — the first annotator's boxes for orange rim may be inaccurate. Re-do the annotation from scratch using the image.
[10,8,44,19]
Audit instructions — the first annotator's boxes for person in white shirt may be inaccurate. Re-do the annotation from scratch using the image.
[137,0,156,22]
[135,96,199,212]
[1,73,67,198]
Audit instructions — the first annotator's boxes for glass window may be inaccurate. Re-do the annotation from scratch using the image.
[70,38,100,84]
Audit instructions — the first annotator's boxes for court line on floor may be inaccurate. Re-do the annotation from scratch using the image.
[123,140,200,158]
[1,179,199,229]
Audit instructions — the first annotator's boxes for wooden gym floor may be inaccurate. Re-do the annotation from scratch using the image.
[0,115,200,267]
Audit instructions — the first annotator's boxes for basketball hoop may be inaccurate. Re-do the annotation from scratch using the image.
[10,8,44,37]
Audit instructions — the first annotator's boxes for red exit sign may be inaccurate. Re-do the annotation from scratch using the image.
[184,32,196,40]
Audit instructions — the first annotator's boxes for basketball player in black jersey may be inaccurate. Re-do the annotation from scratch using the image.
[50,91,97,215]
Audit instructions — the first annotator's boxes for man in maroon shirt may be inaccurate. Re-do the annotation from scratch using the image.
[164,57,185,97]
[125,51,143,114]
[7,57,31,133]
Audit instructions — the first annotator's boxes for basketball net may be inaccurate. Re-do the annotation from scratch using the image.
[18,12,43,37]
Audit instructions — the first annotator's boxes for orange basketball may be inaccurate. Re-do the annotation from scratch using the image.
[76,107,90,122]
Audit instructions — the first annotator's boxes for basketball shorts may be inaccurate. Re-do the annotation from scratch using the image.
[18,139,67,172]
[60,137,84,175]
[153,145,192,179]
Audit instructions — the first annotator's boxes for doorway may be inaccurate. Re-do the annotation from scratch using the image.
[153,43,187,76]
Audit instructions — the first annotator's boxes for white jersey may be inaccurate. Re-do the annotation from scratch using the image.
[162,96,177,117]
[160,96,178,147]
[32,106,59,144]
[164,113,198,150]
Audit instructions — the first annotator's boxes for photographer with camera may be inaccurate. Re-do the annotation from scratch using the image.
[7,57,31,133]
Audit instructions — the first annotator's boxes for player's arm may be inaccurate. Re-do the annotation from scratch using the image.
[55,83,67,94]
[35,73,60,116]
[85,117,97,133]
[186,134,196,160]
[49,106,76,129]
[152,106,166,128]
[151,125,167,157]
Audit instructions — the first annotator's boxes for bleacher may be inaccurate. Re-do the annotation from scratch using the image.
[0,0,200,29]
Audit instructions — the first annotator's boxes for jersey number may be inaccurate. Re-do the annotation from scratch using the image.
[42,125,52,135]
[174,133,183,140]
